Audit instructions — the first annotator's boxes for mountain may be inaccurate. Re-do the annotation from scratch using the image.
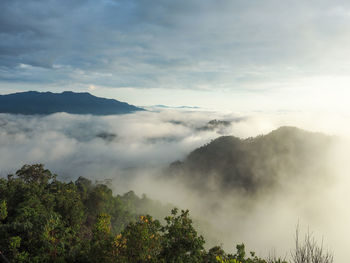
[0,91,144,115]
[169,126,334,193]
[196,119,231,131]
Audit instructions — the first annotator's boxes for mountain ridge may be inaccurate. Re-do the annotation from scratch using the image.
[169,126,334,194]
[0,91,144,115]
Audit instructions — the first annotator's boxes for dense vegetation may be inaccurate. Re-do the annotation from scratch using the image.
[0,164,332,263]
[169,127,333,193]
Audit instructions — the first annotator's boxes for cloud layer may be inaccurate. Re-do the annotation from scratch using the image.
[2,0,350,95]
[1,110,350,261]
[0,109,239,179]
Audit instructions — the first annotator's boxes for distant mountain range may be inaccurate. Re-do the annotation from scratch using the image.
[169,126,334,194]
[0,91,143,115]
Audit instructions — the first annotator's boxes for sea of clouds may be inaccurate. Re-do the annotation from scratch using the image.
[1,109,350,261]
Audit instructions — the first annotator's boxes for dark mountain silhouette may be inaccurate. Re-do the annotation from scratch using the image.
[196,119,232,131]
[0,91,144,115]
[169,126,334,193]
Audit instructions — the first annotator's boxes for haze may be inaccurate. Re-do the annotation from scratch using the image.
[0,110,349,261]
[1,0,350,262]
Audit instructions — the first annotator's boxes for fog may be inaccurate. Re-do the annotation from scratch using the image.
[0,109,238,179]
[0,109,349,261]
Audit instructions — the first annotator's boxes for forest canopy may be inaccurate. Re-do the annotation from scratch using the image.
[0,164,330,263]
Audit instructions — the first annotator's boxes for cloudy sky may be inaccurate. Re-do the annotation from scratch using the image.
[1,0,350,111]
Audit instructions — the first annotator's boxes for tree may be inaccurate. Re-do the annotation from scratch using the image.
[114,215,162,263]
[0,200,7,221]
[90,213,114,263]
[15,164,56,185]
[291,227,333,263]
[160,208,205,262]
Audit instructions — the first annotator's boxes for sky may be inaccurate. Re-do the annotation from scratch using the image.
[1,0,350,111]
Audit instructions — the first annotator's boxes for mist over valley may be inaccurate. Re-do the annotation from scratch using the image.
[0,106,349,261]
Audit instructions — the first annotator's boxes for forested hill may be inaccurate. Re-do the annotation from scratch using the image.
[169,126,334,193]
[0,91,143,115]
[0,164,290,262]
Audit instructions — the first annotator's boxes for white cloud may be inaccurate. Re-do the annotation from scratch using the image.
[1,109,350,260]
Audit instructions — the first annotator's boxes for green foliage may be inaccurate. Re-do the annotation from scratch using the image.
[0,199,7,220]
[114,215,162,262]
[215,244,288,263]
[0,164,166,262]
[160,208,205,262]
[15,164,56,185]
[9,236,21,251]
[203,246,227,262]
[8,236,29,262]
[215,257,242,263]
[0,164,304,262]
[90,213,114,263]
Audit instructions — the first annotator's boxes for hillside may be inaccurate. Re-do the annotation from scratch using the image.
[0,164,287,262]
[169,126,334,193]
[0,91,143,115]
